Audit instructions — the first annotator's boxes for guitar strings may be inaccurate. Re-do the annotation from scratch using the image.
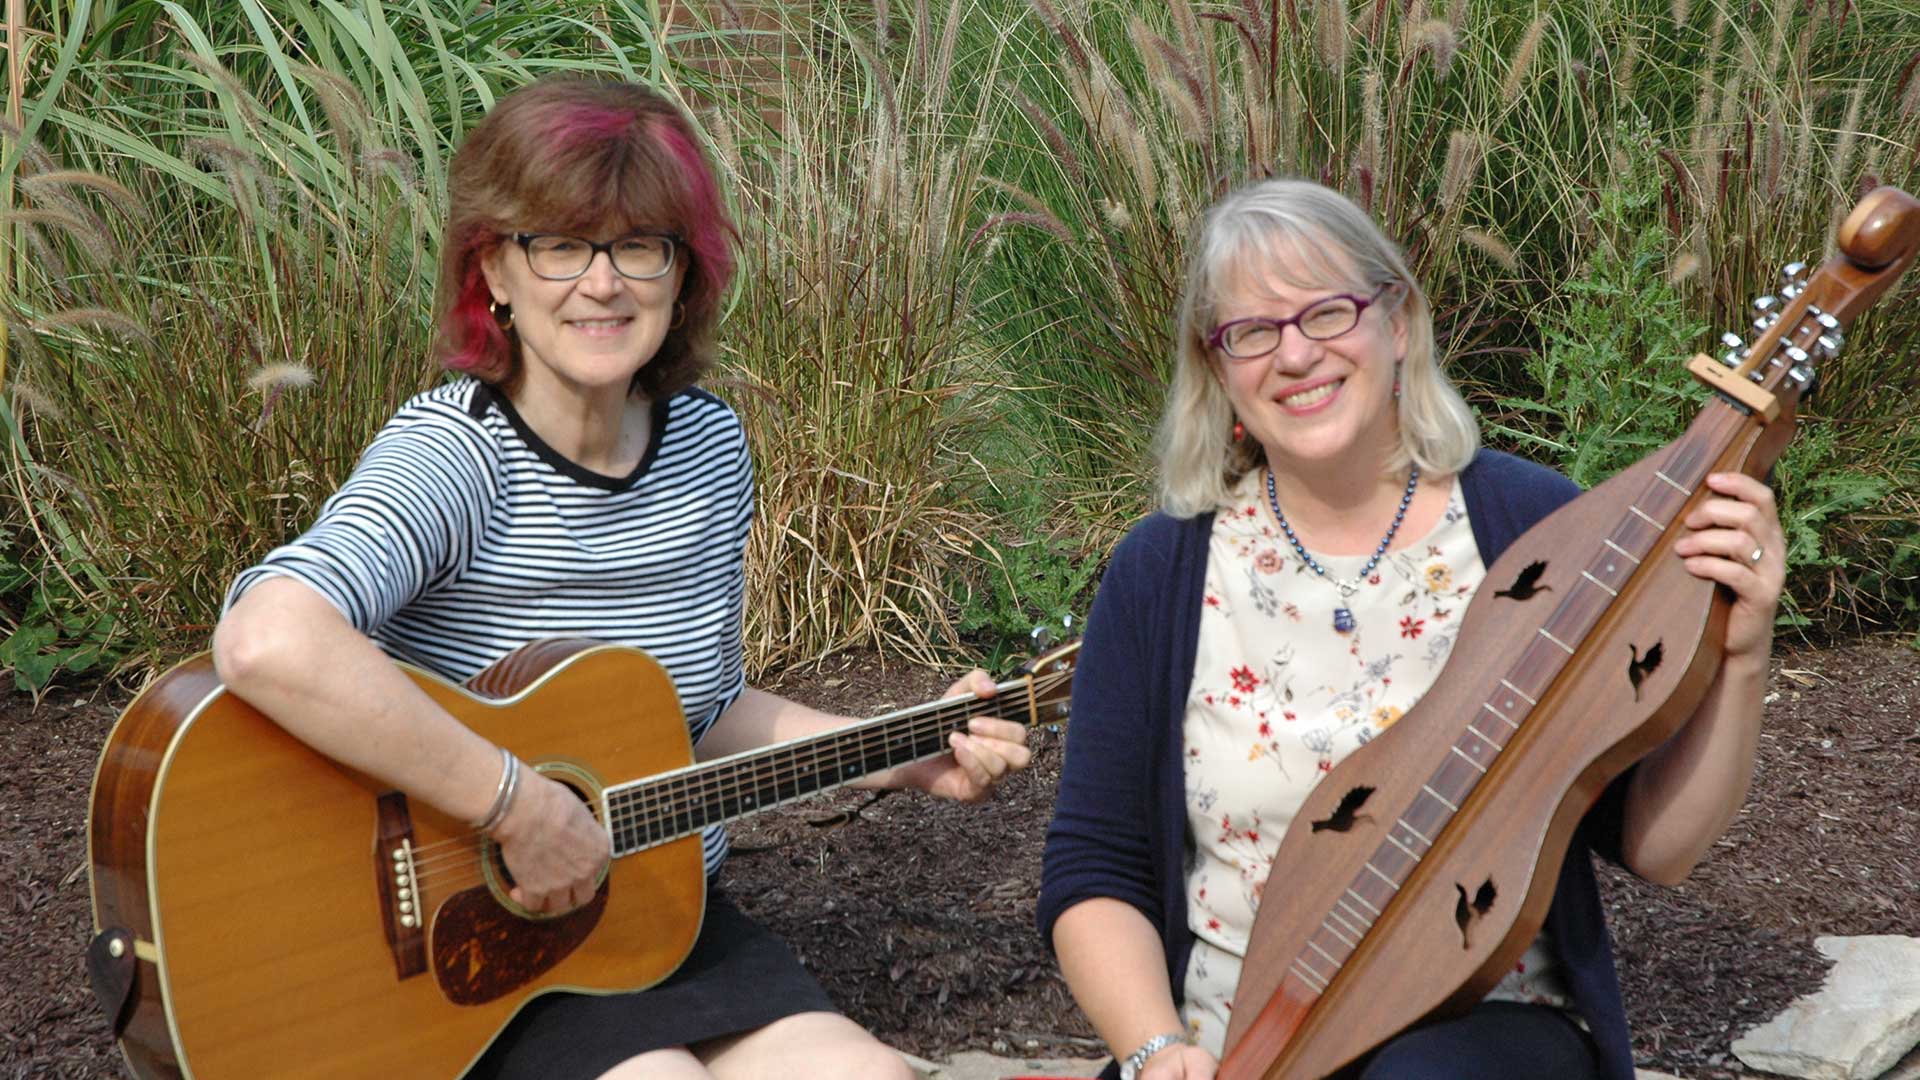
[402,690,1011,868]
[401,669,1072,883]
[607,669,1072,850]
[404,690,996,891]
[607,695,1004,845]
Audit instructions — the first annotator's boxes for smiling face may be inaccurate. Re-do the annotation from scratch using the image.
[1209,247,1407,477]
[480,228,687,402]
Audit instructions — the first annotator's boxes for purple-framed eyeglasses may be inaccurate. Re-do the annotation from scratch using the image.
[1208,282,1396,360]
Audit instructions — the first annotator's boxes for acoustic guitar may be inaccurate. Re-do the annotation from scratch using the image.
[87,635,1079,1079]
[1218,186,1920,1078]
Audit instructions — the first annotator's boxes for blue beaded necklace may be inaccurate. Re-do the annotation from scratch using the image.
[1264,463,1420,634]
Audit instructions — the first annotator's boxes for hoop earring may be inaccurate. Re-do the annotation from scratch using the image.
[669,302,686,330]
[490,300,513,332]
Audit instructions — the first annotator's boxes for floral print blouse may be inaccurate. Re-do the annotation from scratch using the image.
[1179,471,1571,1056]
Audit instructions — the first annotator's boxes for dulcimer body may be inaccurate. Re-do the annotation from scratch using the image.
[1220,186,1920,1080]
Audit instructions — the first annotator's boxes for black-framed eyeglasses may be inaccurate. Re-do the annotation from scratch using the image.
[511,232,678,281]
[1207,283,1396,360]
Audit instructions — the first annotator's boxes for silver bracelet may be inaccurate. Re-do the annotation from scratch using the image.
[1118,1031,1189,1080]
[471,747,520,834]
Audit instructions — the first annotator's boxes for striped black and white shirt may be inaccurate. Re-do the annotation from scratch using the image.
[226,377,752,874]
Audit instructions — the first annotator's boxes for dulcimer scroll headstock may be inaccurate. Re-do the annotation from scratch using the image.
[1687,185,1920,424]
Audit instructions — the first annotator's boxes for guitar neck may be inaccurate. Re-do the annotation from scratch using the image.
[602,677,1040,857]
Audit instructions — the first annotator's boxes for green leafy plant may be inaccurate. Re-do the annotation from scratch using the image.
[0,459,119,696]
[957,531,1100,671]
[1489,132,1711,488]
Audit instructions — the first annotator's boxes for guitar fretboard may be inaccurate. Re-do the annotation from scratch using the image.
[600,678,1051,857]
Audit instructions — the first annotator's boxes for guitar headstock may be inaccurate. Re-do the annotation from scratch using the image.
[1690,185,1920,423]
[1016,628,1081,732]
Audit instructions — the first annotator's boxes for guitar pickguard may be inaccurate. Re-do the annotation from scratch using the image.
[430,883,609,1005]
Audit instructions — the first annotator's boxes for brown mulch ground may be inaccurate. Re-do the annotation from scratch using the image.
[4,640,1916,1078]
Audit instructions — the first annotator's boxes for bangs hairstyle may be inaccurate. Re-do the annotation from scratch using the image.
[1156,178,1478,518]
[435,76,736,398]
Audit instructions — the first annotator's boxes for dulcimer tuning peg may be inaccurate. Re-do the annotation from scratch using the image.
[1813,313,1844,355]
[1751,295,1778,313]
[1719,328,1746,365]
[1780,261,1808,285]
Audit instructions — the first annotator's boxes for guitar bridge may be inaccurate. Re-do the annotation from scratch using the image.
[375,792,428,979]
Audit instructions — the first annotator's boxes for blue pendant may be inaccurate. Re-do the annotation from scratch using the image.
[1333,607,1356,633]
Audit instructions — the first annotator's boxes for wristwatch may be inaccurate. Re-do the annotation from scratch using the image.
[1118,1031,1188,1080]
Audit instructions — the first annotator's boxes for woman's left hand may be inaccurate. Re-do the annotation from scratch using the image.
[1671,471,1786,663]
[877,669,1032,801]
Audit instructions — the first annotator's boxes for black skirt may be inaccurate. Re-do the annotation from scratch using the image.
[464,889,839,1079]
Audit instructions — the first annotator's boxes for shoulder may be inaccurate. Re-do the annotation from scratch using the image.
[1457,448,1581,559]
[1460,447,1576,493]
[658,386,749,465]
[1097,511,1212,609]
[666,384,750,470]
[1460,447,1579,513]
[348,379,504,492]
[669,386,745,437]
[374,379,503,456]
[1109,511,1210,575]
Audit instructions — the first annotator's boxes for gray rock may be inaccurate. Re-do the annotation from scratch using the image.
[1884,1041,1920,1080]
[1731,936,1920,1079]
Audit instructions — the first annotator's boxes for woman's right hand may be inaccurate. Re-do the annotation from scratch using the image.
[1141,1045,1218,1079]
[490,769,611,914]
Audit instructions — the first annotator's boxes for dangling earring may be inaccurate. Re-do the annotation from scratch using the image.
[490,300,514,332]
[1393,363,1402,400]
[1232,419,1246,441]
[669,301,686,330]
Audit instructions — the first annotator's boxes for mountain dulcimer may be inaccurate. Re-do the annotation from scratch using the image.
[1218,186,1920,1080]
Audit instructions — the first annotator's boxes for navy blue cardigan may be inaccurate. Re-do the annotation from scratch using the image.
[1036,449,1636,1080]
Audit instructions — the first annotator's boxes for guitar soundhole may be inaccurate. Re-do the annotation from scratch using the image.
[482,776,601,895]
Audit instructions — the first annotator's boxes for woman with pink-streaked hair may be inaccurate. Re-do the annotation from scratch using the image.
[211,76,1030,1078]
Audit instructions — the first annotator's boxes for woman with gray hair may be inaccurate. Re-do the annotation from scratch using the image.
[1038,179,1784,1080]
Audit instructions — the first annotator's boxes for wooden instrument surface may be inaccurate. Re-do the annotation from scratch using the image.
[1219,186,1920,1080]
[88,637,1078,1078]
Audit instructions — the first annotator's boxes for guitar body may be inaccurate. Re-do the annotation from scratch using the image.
[89,640,708,1079]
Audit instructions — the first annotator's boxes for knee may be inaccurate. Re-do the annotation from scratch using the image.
[597,1047,710,1079]
[822,1041,915,1080]
[1357,1037,1455,1080]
